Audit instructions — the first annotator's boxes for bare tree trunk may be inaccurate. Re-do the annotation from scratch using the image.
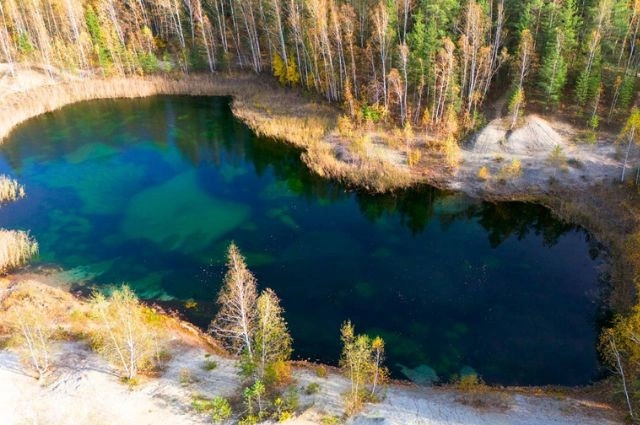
[622,127,635,182]
[608,336,634,420]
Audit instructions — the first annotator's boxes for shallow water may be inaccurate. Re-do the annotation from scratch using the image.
[0,96,604,385]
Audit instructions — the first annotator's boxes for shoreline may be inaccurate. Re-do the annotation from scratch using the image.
[0,278,623,424]
[0,67,636,421]
[0,69,635,305]
[0,67,634,309]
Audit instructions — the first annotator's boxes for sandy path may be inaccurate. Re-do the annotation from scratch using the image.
[0,343,620,425]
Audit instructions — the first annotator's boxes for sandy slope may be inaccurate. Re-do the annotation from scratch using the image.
[0,342,621,425]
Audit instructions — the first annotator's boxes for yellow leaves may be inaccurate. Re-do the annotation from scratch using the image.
[371,336,384,351]
[272,52,287,84]
[620,107,640,144]
[477,166,490,181]
[89,285,169,380]
[498,159,523,179]
[273,53,300,86]
[285,54,300,85]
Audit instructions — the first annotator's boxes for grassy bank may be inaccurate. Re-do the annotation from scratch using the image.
[0,71,417,193]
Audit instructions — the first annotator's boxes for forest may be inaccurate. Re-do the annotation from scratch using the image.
[0,0,638,134]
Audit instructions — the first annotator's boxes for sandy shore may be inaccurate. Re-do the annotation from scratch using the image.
[0,277,623,425]
[0,341,621,425]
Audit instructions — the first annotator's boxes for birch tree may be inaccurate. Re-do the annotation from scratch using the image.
[9,299,54,380]
[90,286,167,381]
[509,29,534,129]
[340,320,387,413]
[209,243,258,359]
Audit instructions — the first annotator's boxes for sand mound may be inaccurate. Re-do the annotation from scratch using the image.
[508,115,566,153]
[471,115,566,155]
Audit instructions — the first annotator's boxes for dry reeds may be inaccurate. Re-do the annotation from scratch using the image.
[0,229,38,274]
[0,175,25,204]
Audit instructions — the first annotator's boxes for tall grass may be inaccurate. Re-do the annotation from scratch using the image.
[0,175,25,204]
[0,229,38,274]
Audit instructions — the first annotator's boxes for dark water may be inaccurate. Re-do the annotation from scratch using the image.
[0,96,604,386]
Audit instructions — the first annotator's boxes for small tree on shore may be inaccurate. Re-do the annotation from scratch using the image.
[8,299,54,380]
[340,320,387,413]
[209,242,258,362]
[255,288,292,384]
[89,285,167,381]
[210,243,293,385]
[600,327,635,420]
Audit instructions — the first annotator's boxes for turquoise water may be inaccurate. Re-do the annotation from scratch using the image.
[0,96,604,385]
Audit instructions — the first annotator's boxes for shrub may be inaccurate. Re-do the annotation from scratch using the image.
[499,159,522,179]
[191,394,213,412]
[211,396,233,424]
[89,286,169,381]
[265,359,293,387]
[407,149,422,167]
[7,299,54,379]
[203,359,218,371]
[0,229,38,274]
[315,364,328,378]
[337,115,355,138]
[361,104,383,123]
[305,382,321,395]
[453,372,485,391]
[180,368,194,385]
[320,415,343,425]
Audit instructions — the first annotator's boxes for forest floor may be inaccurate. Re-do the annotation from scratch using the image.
[0,278,623,425]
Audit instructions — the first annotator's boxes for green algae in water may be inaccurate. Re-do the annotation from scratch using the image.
[121,170,249,253]
[0,96,605,387]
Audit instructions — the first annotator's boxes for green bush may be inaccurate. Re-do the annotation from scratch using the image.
[361,104,382,123]
[203,359,218,371]
[137,52,160,74]
[211,396,233,424]
[305,382,321,395]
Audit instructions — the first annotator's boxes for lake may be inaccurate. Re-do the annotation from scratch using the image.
[0,96,604,385]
